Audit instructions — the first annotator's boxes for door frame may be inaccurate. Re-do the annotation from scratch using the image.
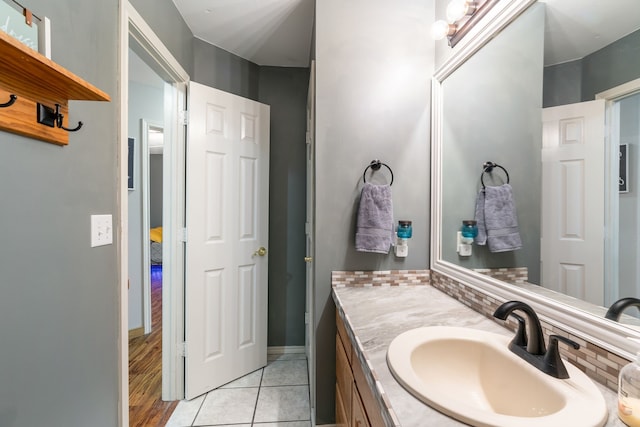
[596,77,640,306]
[305,60,316,423]
[141,119,163,334]
[119,2,189,425]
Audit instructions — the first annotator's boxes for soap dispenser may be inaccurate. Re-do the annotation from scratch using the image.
[394,220,412,257]
[619,351,640,426]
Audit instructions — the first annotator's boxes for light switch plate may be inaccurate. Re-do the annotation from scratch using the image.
[91,214,113,247]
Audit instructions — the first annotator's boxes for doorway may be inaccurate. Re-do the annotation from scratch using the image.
[120,3,189,425]
[127,38,173,427]
[128,50,165,337]
[597,79,640,306]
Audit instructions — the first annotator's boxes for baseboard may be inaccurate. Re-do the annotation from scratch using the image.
[267,345,306,355]
[128,327,144,339]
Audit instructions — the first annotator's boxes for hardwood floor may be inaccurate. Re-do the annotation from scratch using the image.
[129,265,178,427]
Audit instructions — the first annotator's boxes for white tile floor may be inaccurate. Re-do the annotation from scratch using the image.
[166,353,311,427]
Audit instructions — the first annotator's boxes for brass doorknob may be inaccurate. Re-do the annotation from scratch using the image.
[304,256,313,262]
[253,247,267,257]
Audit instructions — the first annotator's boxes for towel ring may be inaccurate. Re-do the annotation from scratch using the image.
[363,159,394,186]
[480,161,509,188]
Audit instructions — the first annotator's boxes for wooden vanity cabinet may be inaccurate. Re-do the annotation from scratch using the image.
[336,311,385,427]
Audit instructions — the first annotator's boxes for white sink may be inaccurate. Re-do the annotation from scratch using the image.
[387,326,608,427]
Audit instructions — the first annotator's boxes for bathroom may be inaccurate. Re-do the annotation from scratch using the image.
[1,0,639,426]
[327,0,640,425]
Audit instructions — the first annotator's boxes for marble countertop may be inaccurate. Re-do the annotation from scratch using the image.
[332,285,625,427]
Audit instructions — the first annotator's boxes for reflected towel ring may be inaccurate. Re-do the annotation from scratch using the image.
[363,159,394,186]
[481,161,509,188]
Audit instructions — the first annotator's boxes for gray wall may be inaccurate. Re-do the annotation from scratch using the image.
[582,29,640,101]
[193,38,261,101]
[0,1,119,426]
[150,154,163,228]
[618,93,640,300]
[543,60,582,108]
[544,29,640,107]
[441,4,544,283]
[314,0,433,422]
[259,67,310,347]
[130,0,195,77]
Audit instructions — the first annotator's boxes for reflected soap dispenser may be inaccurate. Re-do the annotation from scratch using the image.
[457,220,478,257]
[619,349,640,426]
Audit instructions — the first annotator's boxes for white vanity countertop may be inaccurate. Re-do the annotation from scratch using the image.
[332,285,625,427]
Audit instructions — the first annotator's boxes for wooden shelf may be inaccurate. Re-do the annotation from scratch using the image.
[0,30,110,145]
[0,30,110,105]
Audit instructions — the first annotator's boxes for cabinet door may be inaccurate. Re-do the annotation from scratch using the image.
[352,352,386,426]
[336,334,353,423]
[352,388,370,427]
[336,384,349,427]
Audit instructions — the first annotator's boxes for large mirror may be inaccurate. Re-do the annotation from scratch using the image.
[432,0,640,357]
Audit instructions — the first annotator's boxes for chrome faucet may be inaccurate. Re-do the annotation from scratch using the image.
[493,300,579,379]
[605,297,640,321]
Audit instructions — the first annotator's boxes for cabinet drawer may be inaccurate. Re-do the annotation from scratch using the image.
[336,310,353,363]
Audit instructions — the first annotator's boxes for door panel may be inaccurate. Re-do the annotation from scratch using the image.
[541,100,605,305]
[185,81,270,399]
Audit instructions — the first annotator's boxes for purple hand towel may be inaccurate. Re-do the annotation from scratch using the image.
[355,183,394,254]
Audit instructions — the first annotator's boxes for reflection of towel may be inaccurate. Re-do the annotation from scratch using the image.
[355,183,394,254]
[474,184,522,252]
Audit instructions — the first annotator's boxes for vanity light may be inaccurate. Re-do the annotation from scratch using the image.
[446,0,477,23]
[431,20,456,40]
[432,0,498,47]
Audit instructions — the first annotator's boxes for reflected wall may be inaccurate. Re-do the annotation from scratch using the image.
[441,4,545,284]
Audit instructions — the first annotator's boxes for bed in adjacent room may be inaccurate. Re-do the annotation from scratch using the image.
[150,226,163,264]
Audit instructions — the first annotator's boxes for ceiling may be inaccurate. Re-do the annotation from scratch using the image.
[542,0,640,66]
[171,0,315,67]
[169,0,638,68]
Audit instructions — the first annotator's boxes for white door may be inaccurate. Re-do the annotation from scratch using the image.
[305,61,316,415]
[185,81,270,399]
[541,100,605,305]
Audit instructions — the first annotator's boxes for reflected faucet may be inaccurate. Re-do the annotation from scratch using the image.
[605,297,640,321]
[493,300,579,379]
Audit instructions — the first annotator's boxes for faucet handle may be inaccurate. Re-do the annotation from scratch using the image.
[542,335,580,379]
[549,335,580,350]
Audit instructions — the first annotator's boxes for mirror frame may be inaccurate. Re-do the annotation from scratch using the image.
[430,0,637,360]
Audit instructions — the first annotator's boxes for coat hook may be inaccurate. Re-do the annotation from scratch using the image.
[0,94,17,108]
[59,120,83,132]
[36,103,83,132]
[54,104,83,132]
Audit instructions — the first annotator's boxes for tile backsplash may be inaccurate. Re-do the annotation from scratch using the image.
[333,269,630,392]
[331,270,430,287]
